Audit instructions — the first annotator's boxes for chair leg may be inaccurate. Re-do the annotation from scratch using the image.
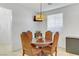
[50,53,53,56]
[55,51,57,56]
[22,53,24,56]
[22,50,25,56]
[55,47,57,56]
[50,52,53,56]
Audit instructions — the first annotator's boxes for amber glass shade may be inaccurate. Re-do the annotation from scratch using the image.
[34,14,45,22]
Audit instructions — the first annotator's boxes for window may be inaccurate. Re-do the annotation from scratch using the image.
[47,13,63,32]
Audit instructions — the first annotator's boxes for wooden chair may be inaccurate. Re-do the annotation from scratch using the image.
[45,31,52,42]
[35,31,42,38]
[27,31,32,42]
[42,32,59,56]
[27,31,36,47]
[20,32,41,56]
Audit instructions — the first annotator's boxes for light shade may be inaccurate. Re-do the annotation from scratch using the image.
[36,14,45,21]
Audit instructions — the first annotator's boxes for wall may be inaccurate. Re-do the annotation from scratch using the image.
[45,3,79,48]
[11,4,47,50]
[0,4,47,51]
[0,7,12,53]
[1,3,79,50]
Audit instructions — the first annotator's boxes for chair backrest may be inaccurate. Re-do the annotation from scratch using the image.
[20,32,32,50]
[52,32,59,47]
[35,31,42,38]
[45,31,52,41]
[27,31,32,42]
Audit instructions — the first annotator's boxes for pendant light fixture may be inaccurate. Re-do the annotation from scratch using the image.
[34,3,45,22]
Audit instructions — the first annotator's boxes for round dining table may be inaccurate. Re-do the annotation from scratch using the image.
[31,41,52,48]
[31,39,53,56]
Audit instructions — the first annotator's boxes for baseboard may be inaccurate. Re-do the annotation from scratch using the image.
[12,48,21,52]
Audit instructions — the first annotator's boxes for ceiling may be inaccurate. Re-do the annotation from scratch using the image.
[20,3,73,12]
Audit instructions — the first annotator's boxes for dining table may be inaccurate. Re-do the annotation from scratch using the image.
[31,38,53,55]
[32,40,52,47]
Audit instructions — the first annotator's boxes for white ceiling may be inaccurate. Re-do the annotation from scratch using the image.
[20,3,73,12]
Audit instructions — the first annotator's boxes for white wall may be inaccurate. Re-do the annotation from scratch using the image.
[12,5,47,50]
[0,7,12,53]
[1,3,79,50]
[0,4,47,51]
[45,4,79,48]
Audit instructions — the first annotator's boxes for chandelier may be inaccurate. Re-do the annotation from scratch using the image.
[34,3,45,22]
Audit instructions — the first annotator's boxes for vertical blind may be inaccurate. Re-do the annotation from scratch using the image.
[47,13,63,32]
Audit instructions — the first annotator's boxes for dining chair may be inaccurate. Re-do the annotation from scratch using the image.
[27,31,36,47]
[27,31,32,42]
[45,31,52,42]
[35,31,42,39]
[20,32,41,56]
[42,32,59,56]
